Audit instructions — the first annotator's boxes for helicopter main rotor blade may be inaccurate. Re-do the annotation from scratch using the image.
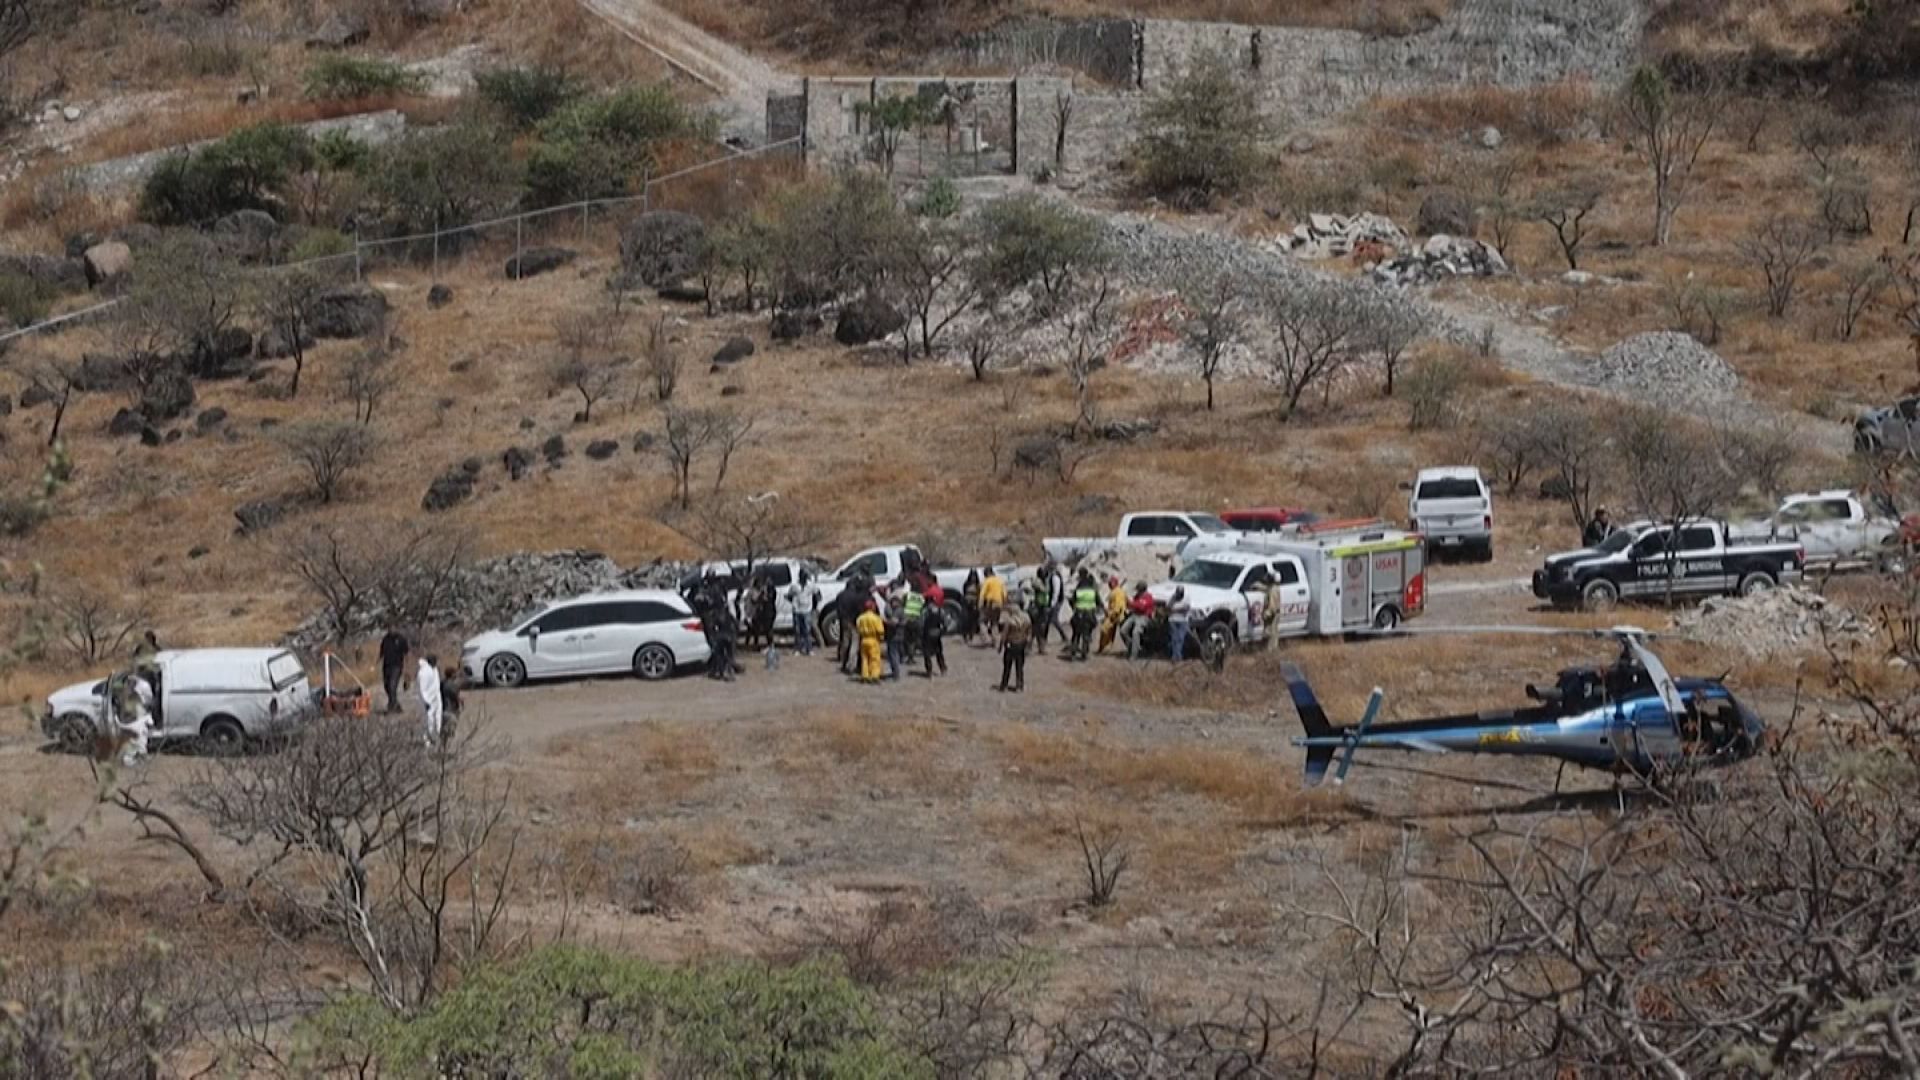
[1626,635,1687,719]
[1355,624,1659,641]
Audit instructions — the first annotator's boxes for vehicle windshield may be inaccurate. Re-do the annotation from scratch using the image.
[1597,530,1636,553]
[1416,478,1483,500]
[510,603,551,631]
[1191,514,1231,533]
[266,652,308,692]
[1173,560,1243,589]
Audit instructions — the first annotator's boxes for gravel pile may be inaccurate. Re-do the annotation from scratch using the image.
[1103,216,1311,292]
[1673,585,1875,660]
[292,550,695,647]
[1594,332,1738,400]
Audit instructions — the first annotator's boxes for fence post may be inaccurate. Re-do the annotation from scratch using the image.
[581,201,589,244]
[432,212,441,283]
[515,215,524,276]
[353,223,363,282]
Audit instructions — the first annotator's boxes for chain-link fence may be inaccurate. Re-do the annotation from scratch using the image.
[0,137,804,348]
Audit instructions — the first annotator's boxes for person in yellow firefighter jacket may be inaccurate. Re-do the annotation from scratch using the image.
[855,600,887,684]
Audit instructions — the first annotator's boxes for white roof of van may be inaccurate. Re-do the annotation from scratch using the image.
[1415,466,1483,480]
[156,648,293,667]
[553,589,688,604]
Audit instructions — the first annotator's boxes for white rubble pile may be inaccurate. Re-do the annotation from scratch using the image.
[1368,234,1510,286]
[1271,212,1409,260]
[1594,331,1738,401]
[1063,545,1181,589]
[1673,585,1875,660]
[291,550,695,647]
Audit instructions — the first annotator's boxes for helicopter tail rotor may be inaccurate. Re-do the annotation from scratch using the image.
[1282,663,1338,786]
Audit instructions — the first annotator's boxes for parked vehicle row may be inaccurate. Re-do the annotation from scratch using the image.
[1533,519,1805,610]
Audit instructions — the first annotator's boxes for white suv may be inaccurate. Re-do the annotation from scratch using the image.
[1409,466,1494,561]
[462,589,709,688]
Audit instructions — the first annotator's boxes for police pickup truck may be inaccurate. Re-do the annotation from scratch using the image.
[1533,518,1805,611]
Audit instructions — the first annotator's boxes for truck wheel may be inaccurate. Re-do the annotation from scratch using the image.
[1737,572,1777,597]
[55,713,94,754]
[818,609,844,648]
[1478,541,1495,564]
[942,599,966,633]
[633,644,676,681]
[199,716,245,756]
[1372,605,1401,631]
[1580,579,1619,612]
[1202,620,1236,657]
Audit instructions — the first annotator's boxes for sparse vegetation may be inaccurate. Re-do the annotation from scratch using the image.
[1133,49,1268,209]
[303,55,426,101]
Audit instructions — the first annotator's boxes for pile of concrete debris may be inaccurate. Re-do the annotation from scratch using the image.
[1673,585,1875,660]
[1368,234,1510,286]
[291,550,695,648]
[1064,545,1180,588]
[1593,331,1738,401]
[1271,213,1409,260]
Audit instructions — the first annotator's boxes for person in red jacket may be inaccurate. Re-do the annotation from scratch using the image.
[1118,585,1155,660]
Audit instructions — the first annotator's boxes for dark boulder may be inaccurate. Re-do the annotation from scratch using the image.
[306,12,370,48]
[189,326,255,379]
[460,456,484,475]
[585,439,619,460]
[421,467,477,512]
[194,407,229,432]
[74,354,129,392]
[310,284,390,339]
[505,246,577,280]
[139,362,196,422]
[1417,188,1476,238]
[656,283,708,305]
[834,294,904,346]
[234,497,293,534]
[770,309,820,341]
[19,383,56,409]
[108,408,146,437]
[712,336,755,365]
[256,325,315,360]
[719,385,744,397]
[632,431,655,452]
[503,446,534,480]
[0,252,86,293]
[619,211,706,287]
[541,434,568,463]
[427,283,454,309]
[139,425,163,447]
[212,209,281,263]
[64,233,99,259]
[0,395,11,417]
[188,545,210,560]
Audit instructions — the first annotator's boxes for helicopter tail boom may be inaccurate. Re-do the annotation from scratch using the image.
[1282,663,1339,786]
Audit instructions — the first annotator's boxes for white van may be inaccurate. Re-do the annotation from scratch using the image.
[41,648,314,752]
[1408,466,1494,561]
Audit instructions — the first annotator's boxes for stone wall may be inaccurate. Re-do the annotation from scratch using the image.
[802,76,1027,178]
[960,17,1141,86]
[767,92,805,145]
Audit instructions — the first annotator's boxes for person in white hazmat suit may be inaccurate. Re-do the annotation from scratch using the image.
[119,673,155,766]
[417,654,443,745]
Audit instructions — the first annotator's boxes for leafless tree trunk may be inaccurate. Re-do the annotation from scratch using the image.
[1738,214,1822,319]
[1622,65,1729,247]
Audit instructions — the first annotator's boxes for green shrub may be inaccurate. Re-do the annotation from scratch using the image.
[304,55,426,100]
[371,119,522,233]
[286,227,354,262]
[1133,49,1270,208]
[140,122,312,225]
[313,128,372,173]
[476,64,585,130]
[294,946,933,1079]
[0,272,50,327]
[914,176,960,218]
[522,85,707,206]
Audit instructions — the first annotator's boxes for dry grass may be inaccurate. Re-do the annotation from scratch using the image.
[1369,79,1603,147]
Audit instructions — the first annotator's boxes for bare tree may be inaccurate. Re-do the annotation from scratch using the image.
[278,522,466,643]
[1738,213,1822,318]
[0,0,58,61]
[342,346,398,426]
[1887,251,1920,378]
[1052,89,1074,169]
[893,217,982,360]
[254,269,324,398]
[711,409,755,495]
[692,496,823,594]
[116,234,248,378]
[21,352,81,446]
[547,355,625,423]
[1264,278,1368,419]
[1835,258,1888,341]
[1060,275,1119,436]
[184,713,517,1012]
[1901,121,1920,245]
[1534,181,1601,271]
[658,406,751,510]
[1180,270,1246,411]
[960,307,1002,382]
[1477,152,1525,261]
[643,314,680,403]
[1475,408,1546,496]
[1621,65,1729,246]
[1615,405,1738,598]
[1073,816,1129,908]
[102,775,227,898]
[1362,291,1432,397]
[277,421,375,504]
[1534,398,1608,530]
[48,586,147,664]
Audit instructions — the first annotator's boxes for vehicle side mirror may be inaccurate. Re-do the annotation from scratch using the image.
[1397,481,1413,491]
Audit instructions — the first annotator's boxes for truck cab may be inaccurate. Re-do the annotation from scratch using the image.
[1408,467,1493,561]
[1762,490,1897,570]
[1044,512,1238,564]
[1146,551,1311,651]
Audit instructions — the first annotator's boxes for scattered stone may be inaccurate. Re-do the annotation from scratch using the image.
[585,439,619,460]
[1272,212,1408,260]
[19,383,55,409]
[421,467,477,512]
[712,336,755,365]
[518,417,535,431]
[256,325,314,360]
[1479,125,1503,149]
[212,209,281,262]
[504,246,576,280]
[1417,188,1476,238]
[82,241,132,287]
[835,294,904,346]
[541,434,568,463]
[139,426,163,447]
[719,384,744,397]
[188,545,210,560]
[1370,234,1509,287]
[503,446,534,480]
[619,211,706,287]
[427,283,454,309]
[310,284,391,339]
[1594,331,1738,401]
[194,407,229,432]
[460,456,484,475]
[770,309,818,341]
[62,106,81,123]
[656,283,708,305]
[0,252,87,293]
[108,408,146,437]
[1099,417,1159,441]
[449,358,473,373]
[632,431,656,452]
[1674,585,1874,660]
[306,12,370,48]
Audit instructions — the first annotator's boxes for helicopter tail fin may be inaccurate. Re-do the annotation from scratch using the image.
[1282,663,1338,787]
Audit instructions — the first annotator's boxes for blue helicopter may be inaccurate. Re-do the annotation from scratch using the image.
[1286,626,1766,787]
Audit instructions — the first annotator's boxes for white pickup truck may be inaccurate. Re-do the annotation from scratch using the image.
[1042,511,1240,564]
[1741,490,1898,573]
[815,544,1019,645]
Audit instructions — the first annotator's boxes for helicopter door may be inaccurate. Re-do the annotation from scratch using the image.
[1631,699,1684,766]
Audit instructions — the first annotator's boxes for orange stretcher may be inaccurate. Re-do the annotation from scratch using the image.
[320,650,373,718]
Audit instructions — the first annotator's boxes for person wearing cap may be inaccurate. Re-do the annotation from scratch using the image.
[1098,575,1128,653]
[1119,583,1154,660]
[1583,506,1614,548]
[997,589,1033,693]
[855,599,887,684]
[1068,570,1100,661]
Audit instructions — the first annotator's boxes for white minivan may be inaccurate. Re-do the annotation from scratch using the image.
[1408,466,1494,561]
[41,648,314,753]
[461,589,710,688]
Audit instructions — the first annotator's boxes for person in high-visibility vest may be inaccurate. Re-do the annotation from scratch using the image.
[1068,571,1100,661]
[855,601,887,684]
[1028,569,1054,655]
[901,584,927,664]
[1098,575,1127,654]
